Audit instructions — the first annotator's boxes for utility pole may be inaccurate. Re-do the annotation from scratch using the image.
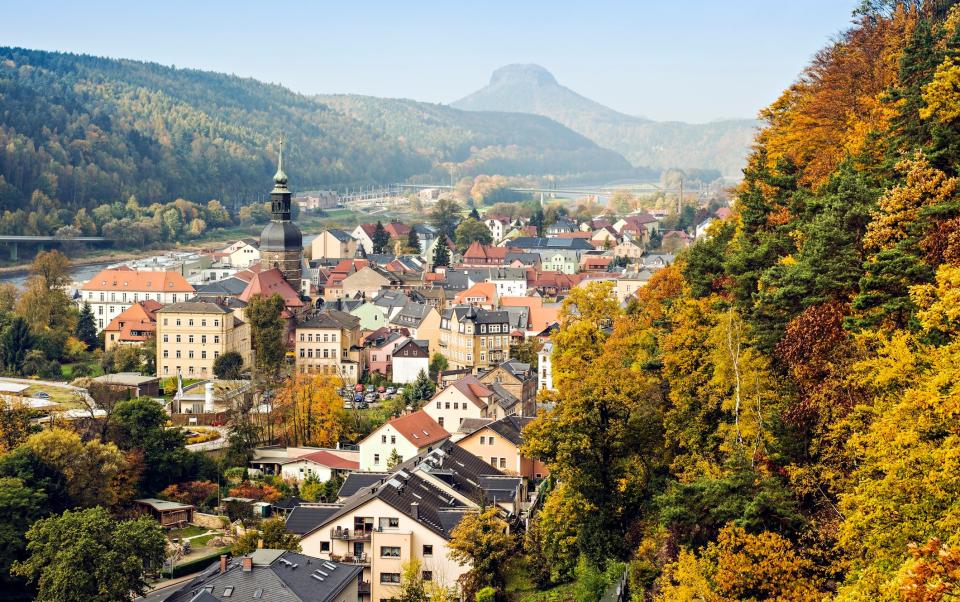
[678,178,684,216]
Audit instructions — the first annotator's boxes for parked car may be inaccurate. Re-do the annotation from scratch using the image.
[354,393,363,403]
[364,392,377,403]
[365,385,375,393]
[385,387,396,396]
[377,386,386,393]
[34,391,50,399]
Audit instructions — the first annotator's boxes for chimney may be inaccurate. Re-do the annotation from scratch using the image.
[242,556,253,572]
[220,555,228,573]
[411,502,419,520]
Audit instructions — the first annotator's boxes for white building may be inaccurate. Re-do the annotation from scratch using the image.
[537,341,554,391]
[249,447,360,482]
[484,217,510,242]
[392,339,430,384]
[221,239,261,268]
[79,268,195,332]
[358,410,448,470]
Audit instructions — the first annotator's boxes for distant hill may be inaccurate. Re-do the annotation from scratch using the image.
[452,64,759,176]
[0,48,632,213]
[315,94,633,180]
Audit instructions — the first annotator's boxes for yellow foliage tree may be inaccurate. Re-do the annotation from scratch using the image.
[272,374,348,447]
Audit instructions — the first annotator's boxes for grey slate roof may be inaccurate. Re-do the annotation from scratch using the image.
[285,506,342,535]
[390,302,432,328]
[326,229,354,242]
[194,277,249,297]
[337,472,391,499]
[156,301,231,315]
[509,237,593,250]
[484,415,534,446]
[298,309,359,330]
[163,551,361,602]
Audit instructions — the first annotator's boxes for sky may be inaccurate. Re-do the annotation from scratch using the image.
[0,0,859,123]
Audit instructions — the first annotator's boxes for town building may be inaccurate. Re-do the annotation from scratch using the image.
[249,447,361,483]
[439,307,511,371]
[351,223,378,255]
[476,359,537,417]
[103,299,161,350]
[358,410,448,470]
[392,339,430,384]
[295,310,364,383]
[164,549,361,602]
[221,239,261,268]
[456,415,548,480]
[537,341,555,391]
[312,229,358,260]
[80,267,195,332]
[155,300,251,378]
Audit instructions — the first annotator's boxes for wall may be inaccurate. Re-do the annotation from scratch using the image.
[192,512,228,529]
[422,386,486,431]
[359,423,420,470]
[393,356,429,384]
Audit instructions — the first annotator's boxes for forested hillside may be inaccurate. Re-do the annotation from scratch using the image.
[452,63,758,176]
[316,94,633,179]
[524,2,960,599]
[0,47,632,241]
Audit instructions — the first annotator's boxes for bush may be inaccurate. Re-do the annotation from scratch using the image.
[476,586,497,602]
[166,549,230,578]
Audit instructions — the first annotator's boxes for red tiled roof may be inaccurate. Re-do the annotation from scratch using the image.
[463,241,515,261]
[356,223,378,238]
[298,450,359,470]
[445,375,494,409]
[82,269,194,293]
[554,231,593,239]
[103,300,162,342]
[453,282,496,305]
[386,410,449,447]
[239,268,304,307]
[384,222,411,238]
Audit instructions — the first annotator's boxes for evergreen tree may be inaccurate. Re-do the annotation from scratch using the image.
[372,221,390,254]
[0,317,33,375]
[431,239,450,267]
[469,207,481,220]
[407,227,421,255]
[404,369,435,408]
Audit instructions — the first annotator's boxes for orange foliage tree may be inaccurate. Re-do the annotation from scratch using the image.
[272,374,348,447]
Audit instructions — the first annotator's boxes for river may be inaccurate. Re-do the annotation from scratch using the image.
[0,233,319,289]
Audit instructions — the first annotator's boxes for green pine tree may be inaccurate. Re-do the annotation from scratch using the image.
[75,303,98,350]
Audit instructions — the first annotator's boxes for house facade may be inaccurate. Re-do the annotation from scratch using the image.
[80,268,195,331]
[155,301,251,378]
[456,416,548,480]
[439,307,511,371]
[392,339,430,384]
[358,410,448,470]
[312,229,358,260]
[295,310,364,383]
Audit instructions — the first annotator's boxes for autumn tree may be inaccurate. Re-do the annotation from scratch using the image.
[454,218,492,250]
[273,374,347,447]
[430,198,461,239]
[448,506,514,599]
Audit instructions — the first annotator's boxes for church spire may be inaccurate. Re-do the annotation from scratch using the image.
[273,136,288,191]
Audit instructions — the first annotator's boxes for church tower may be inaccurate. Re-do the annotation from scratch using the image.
[259,139,303,285]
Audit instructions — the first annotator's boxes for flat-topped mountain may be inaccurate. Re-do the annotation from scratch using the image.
[453,64,758,176]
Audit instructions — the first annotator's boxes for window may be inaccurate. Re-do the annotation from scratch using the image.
[163,335,168,343]
[223,587,234,597]
[382,435,387,443]
[390,436,396,445]
[422,545,433,556]
[422,571,433,581]
[380,546,401,558]
[176,350,182,359]
[188,335,194,344]
[176,335,182,343]
[438,417,444,427]
[201,320,207,327]
[380,573,401,584]
[163,350,169,358]
[214,320,220,327]
[188,319,194,326]
[436,401,441,409]
[188,351,194,359]
[380,517,400,529]
[489,436,495,445]
[445,402,450,410]
[201,351,207,359]
[374,454,380,465]
[214,335,220,344]
[480,436,486,445]
[320,541,330,552]
[491,457,497,467]
[176,319,181,326]
[201,335,206,344]
[500,458,506,469]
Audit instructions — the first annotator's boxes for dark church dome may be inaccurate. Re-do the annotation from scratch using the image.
[259,220,302,251]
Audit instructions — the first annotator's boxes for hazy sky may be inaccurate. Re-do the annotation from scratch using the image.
[0,0,858,122]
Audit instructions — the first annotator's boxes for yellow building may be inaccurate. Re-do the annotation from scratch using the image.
[295,309,365,384]
[156,301,251,378]
[438,306,511,371]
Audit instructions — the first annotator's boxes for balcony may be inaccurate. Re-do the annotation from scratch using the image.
[358,581,371,594]
[330,527,372,541]
[331,553,369,566]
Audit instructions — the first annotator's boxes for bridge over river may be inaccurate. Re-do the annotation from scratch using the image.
[0,235,111,261]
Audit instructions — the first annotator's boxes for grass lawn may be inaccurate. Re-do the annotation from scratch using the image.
[22,383,86,409]
[168,526,208,540]
[190,533,217,547]
[61,361,104,379]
